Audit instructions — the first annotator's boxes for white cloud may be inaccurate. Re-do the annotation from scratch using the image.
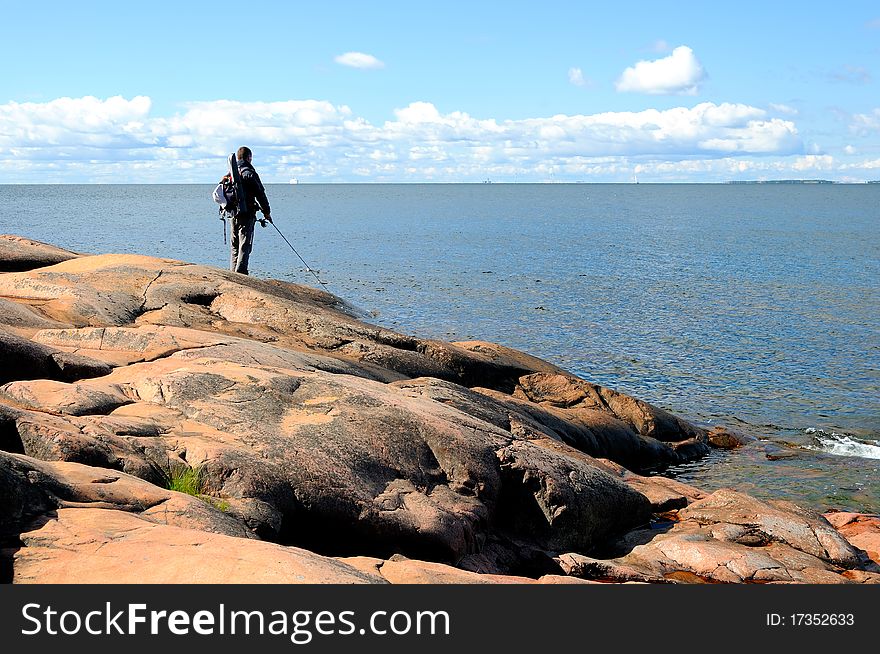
[844,144,857,155]
[334,52,385,69]
[0,95,806,182]
[616,46,707,95]
[851,108,880,135]
[393,101,443,124]
[568,67,586,86]
[791,154,834,171]
[840,157,880,170]
[0,95,152,148]
[769,103,799,116]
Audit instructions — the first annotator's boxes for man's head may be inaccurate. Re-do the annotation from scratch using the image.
[237,146,253,163]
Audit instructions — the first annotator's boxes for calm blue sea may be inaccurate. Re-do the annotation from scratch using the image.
[2,183,878,511]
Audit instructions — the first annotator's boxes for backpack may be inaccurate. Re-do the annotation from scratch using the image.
[212,175,239,217]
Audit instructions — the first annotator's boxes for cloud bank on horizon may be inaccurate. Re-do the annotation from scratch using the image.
[3,90,877,183]
[1,94,821,183]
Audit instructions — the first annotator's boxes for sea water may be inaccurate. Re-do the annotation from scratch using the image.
[1,183,878,512]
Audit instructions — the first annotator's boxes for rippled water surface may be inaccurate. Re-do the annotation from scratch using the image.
[2,184,878,512]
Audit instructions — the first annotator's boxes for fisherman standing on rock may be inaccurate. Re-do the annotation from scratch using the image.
[214,146,329,291]
[228,146,272,275]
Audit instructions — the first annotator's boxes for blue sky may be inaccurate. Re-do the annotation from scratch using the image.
[2,0,879,182]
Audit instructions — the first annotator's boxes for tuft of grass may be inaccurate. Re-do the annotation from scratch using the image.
[164,464,206,497]
[206,498,231,513]
[160,461,230,512]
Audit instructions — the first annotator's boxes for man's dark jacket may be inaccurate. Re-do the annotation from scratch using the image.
[237,159,271,219]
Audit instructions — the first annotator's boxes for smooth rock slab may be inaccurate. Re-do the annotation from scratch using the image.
[14,508,383,584]
[339,554,599,584]
[680,489,862,567]
[0,235,80,272]
[0,378,131,416]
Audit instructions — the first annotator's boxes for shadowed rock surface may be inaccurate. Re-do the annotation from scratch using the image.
[0,235,80,273]
[0,329,113,384]
[0,237,875,584]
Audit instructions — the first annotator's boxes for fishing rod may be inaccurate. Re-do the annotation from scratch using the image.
[266,220,332,294]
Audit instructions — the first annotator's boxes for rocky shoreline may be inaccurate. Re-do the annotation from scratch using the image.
[1,234,877,584]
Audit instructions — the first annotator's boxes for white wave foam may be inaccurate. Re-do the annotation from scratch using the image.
[805,428,880,460]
